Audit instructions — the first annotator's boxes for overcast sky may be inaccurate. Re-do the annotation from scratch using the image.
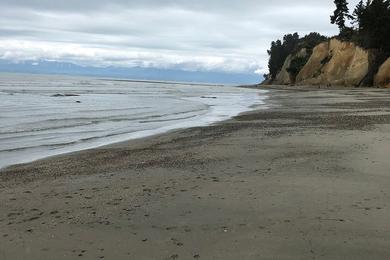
[0,0,360,75]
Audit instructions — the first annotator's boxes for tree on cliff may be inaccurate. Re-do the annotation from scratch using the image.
[267,33,300,79]
[300,33,328,50]
[266,33,327,80]
[332,0,389,53]
[357,0,390,51]
[331,0,353,30]
[267,40,285,79]
[282,33,300,56]
[352,0,365,28]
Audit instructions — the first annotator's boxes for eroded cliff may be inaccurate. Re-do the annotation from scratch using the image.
[274,48,307,85]
[374,58,390,88]
[268,39,388,87]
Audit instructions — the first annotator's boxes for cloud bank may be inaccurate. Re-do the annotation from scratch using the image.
[0,0,360,75]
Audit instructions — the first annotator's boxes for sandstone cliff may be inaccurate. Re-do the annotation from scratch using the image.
[296,39,369,86]
[274,48,307,85]
[374,58,390,88]
[268,39,388,87]
[295,42,329,85]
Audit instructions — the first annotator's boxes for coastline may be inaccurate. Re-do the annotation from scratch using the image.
[2,86,390,259]
[0,75,267,170]
[0,87,268,182]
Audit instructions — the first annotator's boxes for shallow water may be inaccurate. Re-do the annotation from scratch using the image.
[0,73,268,168]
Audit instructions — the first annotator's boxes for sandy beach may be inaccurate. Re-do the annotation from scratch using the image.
[1,86,390,260]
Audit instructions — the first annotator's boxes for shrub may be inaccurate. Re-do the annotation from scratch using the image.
[287,56,310,81]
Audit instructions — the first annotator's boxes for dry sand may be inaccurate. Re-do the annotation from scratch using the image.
[1,86,390,259]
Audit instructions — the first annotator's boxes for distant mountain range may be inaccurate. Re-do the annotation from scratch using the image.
[0,60,262,85]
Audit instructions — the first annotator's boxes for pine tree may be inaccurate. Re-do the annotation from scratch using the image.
[358,0,390,50]
[352,0,366,28]
[330,0,353,31]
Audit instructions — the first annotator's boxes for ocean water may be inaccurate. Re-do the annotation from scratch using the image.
[0,73,268,168]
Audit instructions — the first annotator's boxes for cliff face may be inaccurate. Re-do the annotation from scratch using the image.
[297,39,369,86]
[274,48,307,85]
[269,39,388,87]
[296,42,329,85]
[374,58,390,88]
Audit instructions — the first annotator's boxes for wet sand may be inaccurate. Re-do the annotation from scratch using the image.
[1,86,390,259]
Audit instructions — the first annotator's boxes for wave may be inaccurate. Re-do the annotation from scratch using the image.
[0,107,207,136]
[0,75,267,168]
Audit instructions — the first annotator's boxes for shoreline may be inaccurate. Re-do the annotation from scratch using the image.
[2,86,390,259]
[0,91,269,183]
[0,79,267,170]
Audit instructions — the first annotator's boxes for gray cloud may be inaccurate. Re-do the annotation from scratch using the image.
[0,0,360,74]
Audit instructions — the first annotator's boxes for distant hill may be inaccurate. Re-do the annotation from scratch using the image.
[0,59,262,85]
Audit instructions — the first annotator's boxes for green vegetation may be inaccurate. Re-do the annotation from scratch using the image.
[266,33,327,80]
[265,0,389,82]
[286,56,309,80]
[350,0,390,52]
[330,0,390,54]
[266,33,298,79]
[335,0,390,85]
[331,0,353,30]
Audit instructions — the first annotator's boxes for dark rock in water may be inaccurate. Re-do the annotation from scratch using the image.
[51,94,80,97]
[201,96,217,99]
[75,101,81,103]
